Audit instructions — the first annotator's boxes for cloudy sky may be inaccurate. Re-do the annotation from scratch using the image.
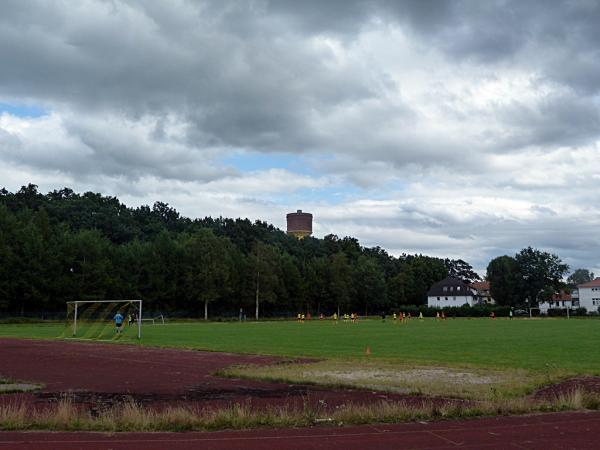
[1,0,599,274]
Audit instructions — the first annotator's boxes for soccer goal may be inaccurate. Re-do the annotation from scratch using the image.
[66,300,143,339]
[140,314,165,325]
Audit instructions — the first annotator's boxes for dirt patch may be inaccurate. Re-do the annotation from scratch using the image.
[310,367,498,388]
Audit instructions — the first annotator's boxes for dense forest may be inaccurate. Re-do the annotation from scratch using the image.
[0,184,484,318]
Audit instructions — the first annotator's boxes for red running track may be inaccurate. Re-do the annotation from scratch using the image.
[1,411,600,449]
[0,338,465,411]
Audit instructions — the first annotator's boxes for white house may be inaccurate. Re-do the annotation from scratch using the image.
[427,277,477,308]
[576,278,600,313]
[539,290,577,314]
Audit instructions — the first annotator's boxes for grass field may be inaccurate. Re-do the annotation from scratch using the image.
[0,317,598,373]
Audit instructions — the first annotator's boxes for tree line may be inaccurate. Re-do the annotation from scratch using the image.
[1,184,586,318]
[0,185,486,318]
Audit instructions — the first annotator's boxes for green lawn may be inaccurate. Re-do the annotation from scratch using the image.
[0,318,599,373]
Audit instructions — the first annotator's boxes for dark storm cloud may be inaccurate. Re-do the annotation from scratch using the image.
[273,0,600,92]
[1,0,600,176]
[492,92,600,151]
[394,0,600,93]
[0,0,382,163]
[0,0,599,215]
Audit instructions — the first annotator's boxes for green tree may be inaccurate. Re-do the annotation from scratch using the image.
[183,229,232,320]
[328,252,354,316]
[514,247,569,306]
[486,255,520,306]
[62,229,114,302]
[304,257,330,315]
[396,255,447,305]
[252,241,280,319]
[445,258,481,283]
[567,269,595,287]
[354,255,387,315]
[277,253,303,312]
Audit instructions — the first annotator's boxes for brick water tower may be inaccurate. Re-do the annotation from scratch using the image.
[286,210,312,239]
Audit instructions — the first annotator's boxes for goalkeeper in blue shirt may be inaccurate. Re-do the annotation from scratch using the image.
[114,311,124,334]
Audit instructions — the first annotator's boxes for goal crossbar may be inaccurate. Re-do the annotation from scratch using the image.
[68,299,143,339]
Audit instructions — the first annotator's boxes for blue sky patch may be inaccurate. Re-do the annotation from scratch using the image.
[0,102,47,118]
[222,151,314,175]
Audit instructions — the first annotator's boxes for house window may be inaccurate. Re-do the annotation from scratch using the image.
[445,297,448,300]
[437,297,440,300]
[443,286,447,292]
[457,286,461,291]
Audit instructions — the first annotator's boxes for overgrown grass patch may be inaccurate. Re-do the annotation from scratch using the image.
[1,390,599,432]
[220,359,567,400]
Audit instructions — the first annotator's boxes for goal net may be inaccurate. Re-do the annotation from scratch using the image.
[64,300,143,340]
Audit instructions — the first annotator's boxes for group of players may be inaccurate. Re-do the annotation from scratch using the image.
[296,311,434,323]
[295,310,503,323]
[295,310,508,322]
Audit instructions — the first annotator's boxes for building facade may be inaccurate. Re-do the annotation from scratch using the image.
[470,281,495,305]
[427,277,477,308]
[576,278,600,313]
[539,290,577,314]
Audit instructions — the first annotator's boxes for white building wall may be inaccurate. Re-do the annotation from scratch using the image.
[428,295,474,308]
[578,287,600,312]
[539,300,576,314]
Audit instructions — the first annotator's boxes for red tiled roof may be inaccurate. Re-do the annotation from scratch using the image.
[551,291,572,301]
[470,281,490,290]
[578,278,600,288]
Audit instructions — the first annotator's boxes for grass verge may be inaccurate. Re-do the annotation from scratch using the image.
[1,389,599,432]
[0,378,42,393]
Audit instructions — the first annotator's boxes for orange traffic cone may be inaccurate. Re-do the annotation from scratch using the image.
[365,345,371,356]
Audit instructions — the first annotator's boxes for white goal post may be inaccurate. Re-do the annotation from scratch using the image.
[141,314,165,325]
[67,299,143,339]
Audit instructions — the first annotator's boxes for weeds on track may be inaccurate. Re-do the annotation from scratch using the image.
[1,389,599,432]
